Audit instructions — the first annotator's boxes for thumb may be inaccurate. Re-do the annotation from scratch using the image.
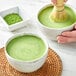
[51,0,57,4]
[64,0,67,2]
[74,24,76,29]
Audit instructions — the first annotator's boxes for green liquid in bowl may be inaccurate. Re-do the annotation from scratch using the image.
[38,5,76,28]
[4,13,23,25]
[6,35,46,61]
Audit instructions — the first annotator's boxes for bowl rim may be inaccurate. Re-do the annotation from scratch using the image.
[37,4,76,30]
[4,33,48,63]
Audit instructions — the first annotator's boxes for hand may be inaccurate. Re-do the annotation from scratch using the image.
[51,0,67,5]
[57,25,76,43]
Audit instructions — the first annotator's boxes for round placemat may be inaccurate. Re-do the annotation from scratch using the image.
[0,48,62,76]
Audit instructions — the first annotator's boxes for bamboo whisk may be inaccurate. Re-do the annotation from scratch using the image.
[50,0,68,22]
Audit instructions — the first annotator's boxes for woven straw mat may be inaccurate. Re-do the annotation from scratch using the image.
[0,48,62,76]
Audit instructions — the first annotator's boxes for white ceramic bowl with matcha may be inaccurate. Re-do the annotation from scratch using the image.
[5,33,48,73]
[37,4,76,40]
[0,6,30,31]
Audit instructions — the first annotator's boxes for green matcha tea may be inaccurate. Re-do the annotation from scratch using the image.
[4,13,23,25]
[6,35,46,61]
[38,5,76,28]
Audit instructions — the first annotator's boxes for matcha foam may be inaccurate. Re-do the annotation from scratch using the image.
[6,35,46,61]
[38,5,76,28]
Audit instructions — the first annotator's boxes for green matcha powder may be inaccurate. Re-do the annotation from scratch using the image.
[6,35,46,61]
[4,13,23,25]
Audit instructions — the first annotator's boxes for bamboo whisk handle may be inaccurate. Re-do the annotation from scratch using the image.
[55,0,65,12]
[56,0,64,6]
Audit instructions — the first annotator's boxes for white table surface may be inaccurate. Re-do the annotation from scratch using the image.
[0,0,76,76]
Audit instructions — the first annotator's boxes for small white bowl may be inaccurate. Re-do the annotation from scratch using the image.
[37,4,76,40]
[5,33,48,73]
[0,6,30,31]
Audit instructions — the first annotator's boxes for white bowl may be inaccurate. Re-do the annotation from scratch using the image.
[4,33,48,73]
[37,4,76,40]
[0,6,30,31]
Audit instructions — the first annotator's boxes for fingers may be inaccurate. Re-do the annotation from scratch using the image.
[51,0,67,4]
[57,36,76,43]
[61,24,76,37]
[64,0,67,2]
[57,36,67,43]
[57,24,76,43]
[51,0,57,4]
[61,31,76,37]
[74,24,76,29]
